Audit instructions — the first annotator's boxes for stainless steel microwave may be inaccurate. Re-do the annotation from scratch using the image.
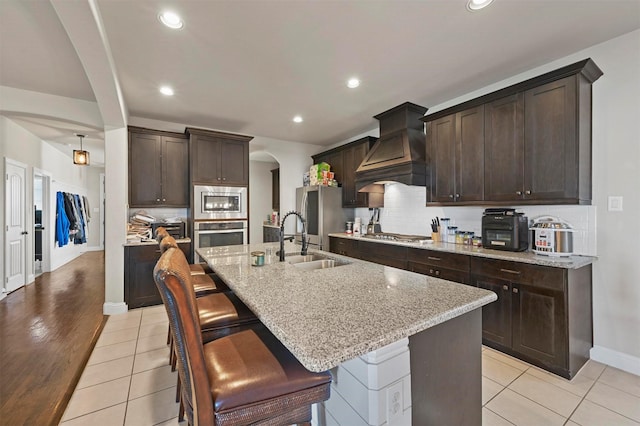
[194,185,247,220]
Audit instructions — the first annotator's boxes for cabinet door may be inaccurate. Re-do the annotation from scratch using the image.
[129,132,162,206]
[429,114,456,202]
[511,283,567,369]
[191,134,220,184]
[161,136,189,206]
[524,76,577,201]
[342,143,371,207]
[456,106,484,202]
[473,274,512,347]
[219,139,249,186]
[271,168,280,210]
[484,93,525,201]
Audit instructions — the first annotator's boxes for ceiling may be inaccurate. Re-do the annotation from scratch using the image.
[1,0,639,166]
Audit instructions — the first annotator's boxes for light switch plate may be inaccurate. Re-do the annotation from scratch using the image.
[608,196,623,212]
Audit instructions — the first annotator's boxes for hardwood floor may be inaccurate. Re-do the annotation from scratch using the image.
[0,251,107,426]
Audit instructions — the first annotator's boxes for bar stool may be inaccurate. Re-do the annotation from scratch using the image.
[155,226,212,275]
[153,247,332,425]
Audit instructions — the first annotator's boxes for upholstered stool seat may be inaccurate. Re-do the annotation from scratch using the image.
[197,291,258,343]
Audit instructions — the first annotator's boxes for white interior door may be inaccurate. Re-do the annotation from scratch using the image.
[5,160,27,292]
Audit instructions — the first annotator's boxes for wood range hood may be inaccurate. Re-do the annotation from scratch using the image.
[355,102,429,193]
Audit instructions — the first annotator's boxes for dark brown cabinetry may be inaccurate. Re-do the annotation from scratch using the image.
[407,248,471,284]
[187,127,252,186]
[423,58,602,206]
[263,226,280,243]
[470,257,592,379]
[125,242,191,309]
[128,127,189,207]
[426,106,484,203]
[271,168,280,211]
[312,137,382,208]
[329,236,358,256]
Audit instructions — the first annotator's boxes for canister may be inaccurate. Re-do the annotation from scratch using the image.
[251,251,265,266]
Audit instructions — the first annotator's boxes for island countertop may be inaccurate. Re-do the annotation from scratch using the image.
[197,242,496,372]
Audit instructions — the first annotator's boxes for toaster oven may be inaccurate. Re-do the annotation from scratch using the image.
[481,209,528,252]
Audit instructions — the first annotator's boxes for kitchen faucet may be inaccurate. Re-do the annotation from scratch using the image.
[279,211,308,261]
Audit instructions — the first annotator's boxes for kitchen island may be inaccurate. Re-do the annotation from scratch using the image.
[198,242,496,425]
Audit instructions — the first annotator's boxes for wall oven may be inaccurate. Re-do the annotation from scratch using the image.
[193,220,248,262]
[194,185,247,220]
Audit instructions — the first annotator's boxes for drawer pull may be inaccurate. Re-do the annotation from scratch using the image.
[502,285,509,291]
[427,256,441,261]
[500,268,521,275]
[435,270,440,276]
[512,288,519,294]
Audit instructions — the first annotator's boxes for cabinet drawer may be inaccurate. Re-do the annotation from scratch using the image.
[408,261,470,285]
[329,237,358,257]
[470,257,564,290]
[358,240,407,260]
[408,248,469,271]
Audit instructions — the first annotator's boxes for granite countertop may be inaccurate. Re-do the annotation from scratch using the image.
[124,237,191,247]
[329,233,596,269]
[263,222,280,228]
[197,242,496,372]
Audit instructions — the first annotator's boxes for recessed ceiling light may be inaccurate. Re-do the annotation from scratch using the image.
[159,86,174,96]
[467,0,493,11]
[293,115,303,123]
[159,11,183,29]
[347,78,360,89]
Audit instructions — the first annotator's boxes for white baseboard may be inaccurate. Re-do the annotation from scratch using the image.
[590,345,640,376]
[0,292,6,302]
[85,246,104,252]
[103,302,128,315]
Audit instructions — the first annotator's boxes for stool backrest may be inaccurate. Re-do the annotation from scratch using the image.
[154,247,214,425]
[155,226,170,242]
[159,234,179,253]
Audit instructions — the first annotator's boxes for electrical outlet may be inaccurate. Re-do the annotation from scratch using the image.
[608,196,623,212]
[387,381,403,425]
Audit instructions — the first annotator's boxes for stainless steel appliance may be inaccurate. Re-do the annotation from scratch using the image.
[194,185,247,220]
[193,220,247,261]
[481,208,528,252]
[296,186,350,250]
[531,216,574,257]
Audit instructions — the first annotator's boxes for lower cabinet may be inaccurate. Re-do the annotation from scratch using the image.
[328,236,593,379]
[125,242,191,309]
[263,226,280,243]
[470,257,591,379]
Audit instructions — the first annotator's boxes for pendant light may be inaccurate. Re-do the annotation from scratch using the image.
[73,134,90,166]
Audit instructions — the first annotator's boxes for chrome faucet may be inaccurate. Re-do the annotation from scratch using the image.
[279,211,308,261]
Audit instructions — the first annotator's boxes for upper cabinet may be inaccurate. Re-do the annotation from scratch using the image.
[423,58,602,206]
[128,127,189,207]
[427,105,484,203]
[312,136,382,208]
[186,128,253,187]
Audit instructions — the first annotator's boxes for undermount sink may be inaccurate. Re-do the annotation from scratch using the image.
[285,253,350,270]
[286,254,330,264]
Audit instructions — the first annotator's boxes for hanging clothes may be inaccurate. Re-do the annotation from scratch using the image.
[55,191,70,247]
[73,194,86,244]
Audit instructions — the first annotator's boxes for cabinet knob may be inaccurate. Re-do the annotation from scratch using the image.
[222,177,226,181]
[503,285,509,291]
[156,198,160,202]
[512,288,519,294]
[525,190,531,195]
[449,194,454,199]
[516,191,522,196]
[163,198,166,201]
[217,177,221,181]
[455,194,460,199]
[429,269,434,274]
[435,270,440,276]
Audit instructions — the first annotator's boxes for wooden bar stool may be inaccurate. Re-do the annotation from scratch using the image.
[153,247,332,425]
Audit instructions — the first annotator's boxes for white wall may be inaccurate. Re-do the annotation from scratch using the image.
[343,30,640,374]
[0,115,103,287]
[249,160,278,244]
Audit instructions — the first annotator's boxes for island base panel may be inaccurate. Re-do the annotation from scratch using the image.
[409,309,482,426]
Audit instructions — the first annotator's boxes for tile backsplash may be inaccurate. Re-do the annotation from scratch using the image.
[354,183,596,256]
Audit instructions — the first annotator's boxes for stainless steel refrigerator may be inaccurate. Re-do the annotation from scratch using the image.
[295,186,351,251]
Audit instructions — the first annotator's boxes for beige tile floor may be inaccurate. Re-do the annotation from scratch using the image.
[61,305,640,425]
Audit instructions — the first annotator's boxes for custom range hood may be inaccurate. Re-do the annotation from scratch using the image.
[355,102,429,192]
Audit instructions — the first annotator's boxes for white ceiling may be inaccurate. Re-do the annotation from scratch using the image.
[1,0,639,165]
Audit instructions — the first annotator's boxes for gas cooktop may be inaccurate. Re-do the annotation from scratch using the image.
[362,233,431,243]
